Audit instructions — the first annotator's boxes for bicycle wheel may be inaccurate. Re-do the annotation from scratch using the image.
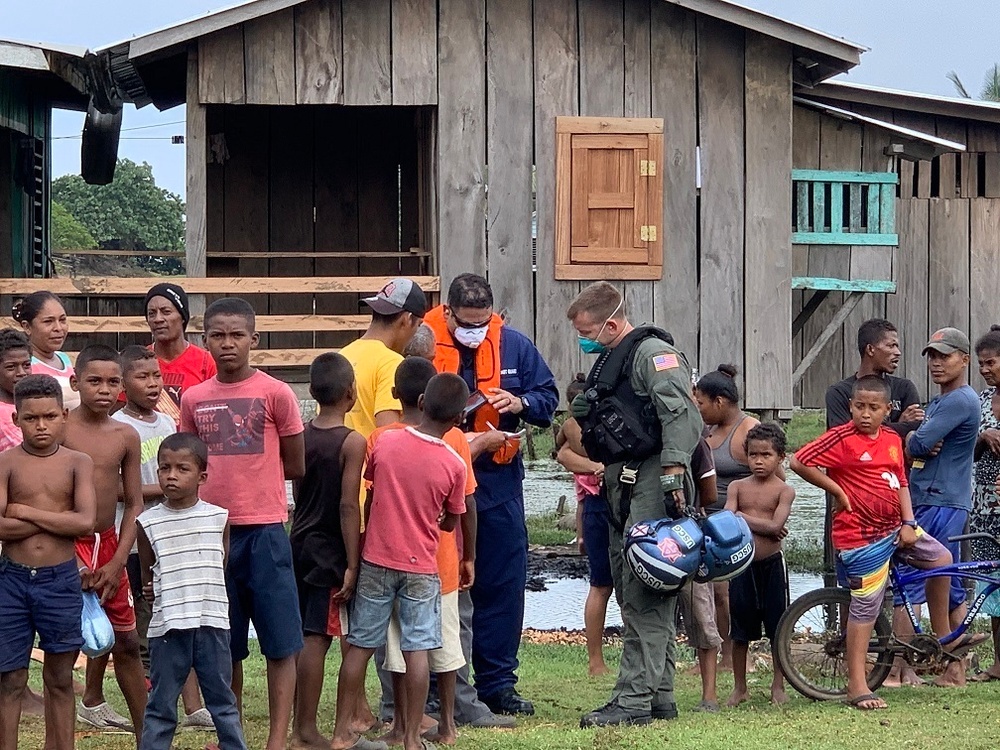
[773,587,893,701]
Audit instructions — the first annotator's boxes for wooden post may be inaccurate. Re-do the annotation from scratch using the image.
[186,46,207,342]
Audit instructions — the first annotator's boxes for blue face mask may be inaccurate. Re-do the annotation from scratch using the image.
[578,335,606,355]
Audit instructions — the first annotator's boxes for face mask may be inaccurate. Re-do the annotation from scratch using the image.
[455,326,488,349]
[577,299,623,355]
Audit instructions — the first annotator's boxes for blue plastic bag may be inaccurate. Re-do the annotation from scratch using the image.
[80,590,115,658]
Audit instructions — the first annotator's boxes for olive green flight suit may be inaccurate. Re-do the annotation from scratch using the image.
[604,338,704,713]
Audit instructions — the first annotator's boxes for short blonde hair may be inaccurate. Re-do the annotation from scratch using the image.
[567,281,623,322]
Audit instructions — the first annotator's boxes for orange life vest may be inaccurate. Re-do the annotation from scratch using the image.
[423,305,518,464]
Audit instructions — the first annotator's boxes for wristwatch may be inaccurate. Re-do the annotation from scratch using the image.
[901,519,918,528]
[520,396,530,412]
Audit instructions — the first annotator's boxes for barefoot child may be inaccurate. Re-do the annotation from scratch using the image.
[0,375,97,750]
[136,433,247,750]
[368,358,479,747]
[555,374,610,677]
[724,423,795,707]
[0,330,32,453]
[180,298,305,750]
[330,373,471,750]
[64,345,148,742]
[791,375,968,710]
[290,353,366,750]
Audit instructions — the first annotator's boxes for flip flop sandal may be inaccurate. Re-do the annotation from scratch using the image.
[844,693,887,710]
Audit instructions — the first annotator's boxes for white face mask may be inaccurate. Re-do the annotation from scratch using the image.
[454,326,488,349]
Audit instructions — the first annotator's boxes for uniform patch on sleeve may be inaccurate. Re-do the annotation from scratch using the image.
[652,353,679,371]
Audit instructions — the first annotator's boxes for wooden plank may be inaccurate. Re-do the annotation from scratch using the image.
[985,153,1000,198]
[651,0,698,359]
[645,134,664,269]
[553,264,664,281]
[579,0,625,117]
[887,199,930,399]
[743,32,791,411]
[294,0,343,104]
[0,314,373,334]
[829,182,844,233]
[392,0,438,106]
[791,104,820,404]
[186,48,208,327]
[485,0,534,333]
[588,192,634,209]
[791,232,898,245]
[928,198,970,335]
[198,26,245,104]
[0,277,441,296]
[56,348,339,368]
[438,0,487,281]
[269,107,315,350]
[960,152,977,198]
[569,146,590,247]
[791,277,896,293]
[848,183,862,232]
[622,0,654,324]
[556,117,663,134]
[342,0,392,105]
[314,107,360,349]
[697,16,745,378]
[555,133,575,268]
[534,0,582,393]
[572,134,649,149]
[206,250,429,259]
[243,9,296,105]
[935,118,966,200]
[791,169,897,183]
[970,199,1000,345]
[571,248,649,263]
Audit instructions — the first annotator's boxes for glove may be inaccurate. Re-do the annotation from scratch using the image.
[570,391,591,420]
[660,473,687,519]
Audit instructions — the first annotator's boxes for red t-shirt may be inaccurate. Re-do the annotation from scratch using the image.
[367,423,477,594]
[795,424,908,551]
[180,370,304,525]
[0,401,21,453]
[363,427,467,575]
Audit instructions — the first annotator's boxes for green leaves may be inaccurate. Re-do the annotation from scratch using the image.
[51,159,185,251]
[51,201,96,251]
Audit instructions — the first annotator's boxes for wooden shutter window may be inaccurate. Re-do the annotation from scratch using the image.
[555,116,664,280]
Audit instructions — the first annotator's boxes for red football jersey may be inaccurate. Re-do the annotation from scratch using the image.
[795,424,907,551]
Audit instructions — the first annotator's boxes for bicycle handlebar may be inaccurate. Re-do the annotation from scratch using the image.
[947,532,1000,546]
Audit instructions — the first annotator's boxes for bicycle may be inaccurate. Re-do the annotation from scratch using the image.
[773,532,1000,701]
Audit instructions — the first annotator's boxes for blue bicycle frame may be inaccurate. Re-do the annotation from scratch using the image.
[889,559,1000,646]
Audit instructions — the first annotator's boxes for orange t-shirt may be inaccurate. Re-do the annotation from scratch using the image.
[366,423,477,594]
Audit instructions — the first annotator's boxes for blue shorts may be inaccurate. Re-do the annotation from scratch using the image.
[348,562,441,652]
[227,524,303,661]
[0,557,83,672]
[895,506,967,609]
[581,493,613,588]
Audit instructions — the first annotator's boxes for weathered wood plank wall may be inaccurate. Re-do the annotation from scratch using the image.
[794,103,1000,404]
[191,0,797,406]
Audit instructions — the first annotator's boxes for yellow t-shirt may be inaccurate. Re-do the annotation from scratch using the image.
[339,338,403,439]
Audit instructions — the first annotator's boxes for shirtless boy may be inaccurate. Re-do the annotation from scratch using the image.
[724,423,795,706]
[0,374,96,750]
[63,345,147,742]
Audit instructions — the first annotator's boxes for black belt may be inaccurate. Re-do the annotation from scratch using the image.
[608,460,644,533]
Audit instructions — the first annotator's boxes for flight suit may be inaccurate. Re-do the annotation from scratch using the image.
[604,338,703,714]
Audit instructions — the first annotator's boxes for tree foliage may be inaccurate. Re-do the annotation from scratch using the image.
[51,159,185,251]
[51,201,97,251]
[947,64,1000,102]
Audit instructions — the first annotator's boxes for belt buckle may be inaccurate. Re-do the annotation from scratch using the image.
[620,467,638,485]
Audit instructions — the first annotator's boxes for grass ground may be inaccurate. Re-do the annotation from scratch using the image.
[23,640,1000,750]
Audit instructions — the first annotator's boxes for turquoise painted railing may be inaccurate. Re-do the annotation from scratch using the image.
[792,170,898,246]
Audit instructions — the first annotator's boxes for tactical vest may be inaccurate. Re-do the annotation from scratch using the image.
[580,326,675,465]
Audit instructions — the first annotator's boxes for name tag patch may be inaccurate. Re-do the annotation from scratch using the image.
[652,353,678,371]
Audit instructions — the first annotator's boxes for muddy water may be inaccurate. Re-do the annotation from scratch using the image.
[521,459,826,631]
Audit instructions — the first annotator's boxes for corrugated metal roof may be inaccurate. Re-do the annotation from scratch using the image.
[807,80,1000,125]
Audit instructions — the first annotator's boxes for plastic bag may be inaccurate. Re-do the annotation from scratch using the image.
[80,590,115,658]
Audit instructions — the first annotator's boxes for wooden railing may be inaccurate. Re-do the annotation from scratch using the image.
[0,276,440,368]
[792,170,898,246]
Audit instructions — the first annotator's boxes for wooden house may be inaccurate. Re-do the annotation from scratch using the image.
[0,38,89,279]
[40,0,868,408]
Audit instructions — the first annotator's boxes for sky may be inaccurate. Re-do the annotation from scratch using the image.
[4,0,997,199]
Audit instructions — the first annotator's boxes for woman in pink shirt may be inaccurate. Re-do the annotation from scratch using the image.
[13,291,79,411]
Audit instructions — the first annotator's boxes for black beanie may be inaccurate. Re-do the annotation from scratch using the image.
[144,283,190,326]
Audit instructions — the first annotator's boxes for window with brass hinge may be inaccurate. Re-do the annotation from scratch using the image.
[554,116,664,280]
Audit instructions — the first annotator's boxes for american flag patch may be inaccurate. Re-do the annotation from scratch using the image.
[653,353,679,371]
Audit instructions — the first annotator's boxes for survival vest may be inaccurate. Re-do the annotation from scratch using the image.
[580,326,675,466]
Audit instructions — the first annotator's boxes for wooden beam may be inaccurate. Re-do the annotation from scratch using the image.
[791,277,896,293]
[51,249,184,257]
[792,291,866,386]
[791,289,830,337]
[0,314,373,334]
[60,348,334,368]
[204,250,430,259]
[0,276,441,296]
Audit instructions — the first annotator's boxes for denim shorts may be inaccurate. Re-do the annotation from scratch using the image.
[227,524,304,661]
[0,557,83,672]
[347,562,441,652]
